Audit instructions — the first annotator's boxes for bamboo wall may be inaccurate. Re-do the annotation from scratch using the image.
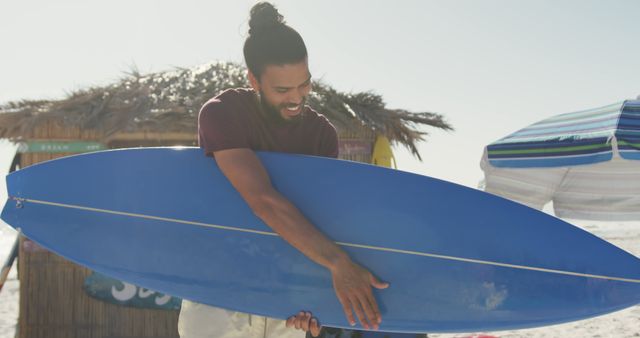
[15,119,376,338]
[18,237,178,338]
[17,120,182,338]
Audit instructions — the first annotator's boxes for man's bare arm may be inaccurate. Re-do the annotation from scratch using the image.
[213,148,388,330]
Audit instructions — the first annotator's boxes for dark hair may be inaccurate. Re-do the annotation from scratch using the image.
[243,2,308,79]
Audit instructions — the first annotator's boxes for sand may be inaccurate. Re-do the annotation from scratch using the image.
[0,226,18,338]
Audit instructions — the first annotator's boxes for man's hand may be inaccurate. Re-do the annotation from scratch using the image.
[286,311,321,337]
[213,149,389,329]
[331,258,389,330]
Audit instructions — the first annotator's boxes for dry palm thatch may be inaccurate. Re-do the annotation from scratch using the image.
[0,62,452,160]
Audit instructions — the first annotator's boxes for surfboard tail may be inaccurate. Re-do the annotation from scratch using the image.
[1,199,12,229]
[1,197,19,232]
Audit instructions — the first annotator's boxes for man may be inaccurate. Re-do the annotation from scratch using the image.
[178,2,388,338]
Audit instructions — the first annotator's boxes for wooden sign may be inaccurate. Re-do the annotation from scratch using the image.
[338,139,372,156]
[17,141,106,154]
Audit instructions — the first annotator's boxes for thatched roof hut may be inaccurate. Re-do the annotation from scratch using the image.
[0,61,451,160]
[0,61,451,338]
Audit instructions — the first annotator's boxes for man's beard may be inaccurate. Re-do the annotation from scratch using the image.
[258,90,306,124]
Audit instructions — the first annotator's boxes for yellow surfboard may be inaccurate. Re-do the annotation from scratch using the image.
[371,135,396,169]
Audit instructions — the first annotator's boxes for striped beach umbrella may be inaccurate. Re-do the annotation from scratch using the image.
[481,100,640,221]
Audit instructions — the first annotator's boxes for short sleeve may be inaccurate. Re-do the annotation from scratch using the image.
[198,98,250,156]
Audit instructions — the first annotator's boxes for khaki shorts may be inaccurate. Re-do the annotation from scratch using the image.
[178,299,305,338]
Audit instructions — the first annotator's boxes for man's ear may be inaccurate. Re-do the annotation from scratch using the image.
[248,71,260,92]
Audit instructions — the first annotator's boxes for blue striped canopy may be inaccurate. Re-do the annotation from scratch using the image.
[487,100,640,168]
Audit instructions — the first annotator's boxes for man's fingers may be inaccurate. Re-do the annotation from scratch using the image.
[364,288,382,324]
[350,295,371,329]
[286,316,295,328]
[300,312,311,331]
[287,311,322,335]
[357,292,380,329]
[370,274,390,289]
[367,274,386,324]
[295,311,305,330]
[310,318,321,337]
[332,263,388,329]
[338,295,356,326]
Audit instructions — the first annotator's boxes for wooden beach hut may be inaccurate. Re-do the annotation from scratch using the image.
[0,62,451,338]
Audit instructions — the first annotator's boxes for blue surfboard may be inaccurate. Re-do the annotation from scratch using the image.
[2,147,640,333]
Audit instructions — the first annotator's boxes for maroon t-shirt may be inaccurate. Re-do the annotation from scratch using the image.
[198,88,338,158]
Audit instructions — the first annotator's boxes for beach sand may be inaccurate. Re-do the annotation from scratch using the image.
[0,226,18,338]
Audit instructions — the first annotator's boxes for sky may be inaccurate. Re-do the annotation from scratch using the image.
[0,0,639,188]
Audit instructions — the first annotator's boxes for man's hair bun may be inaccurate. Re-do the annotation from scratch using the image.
[248,2,284,35]
[244,2,307,78]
